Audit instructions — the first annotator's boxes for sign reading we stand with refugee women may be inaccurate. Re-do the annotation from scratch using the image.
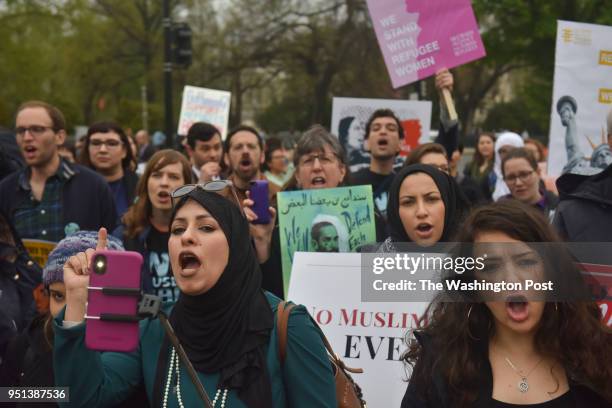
[177,86,231,138]
[288,252,430,407]
[366,0,486,88]
[277,186,376,295]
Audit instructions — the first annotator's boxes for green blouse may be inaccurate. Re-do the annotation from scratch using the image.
[53,292,336,407]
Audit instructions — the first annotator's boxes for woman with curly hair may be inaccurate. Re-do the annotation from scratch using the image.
[402,200,611,407]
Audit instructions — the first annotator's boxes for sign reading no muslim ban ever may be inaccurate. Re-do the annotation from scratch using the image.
[277,186,376,295]
[177,86,231,138]
[288,252,429,408]
[366,0,486,89]
[547,20,612,177]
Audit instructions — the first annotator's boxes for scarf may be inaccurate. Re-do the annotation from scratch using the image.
[386,164,469,243]
[169,189,273,407]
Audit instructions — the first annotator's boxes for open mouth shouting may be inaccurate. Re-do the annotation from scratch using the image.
[310,176,327,187]
[178,250,202,277]
[377,138,389,148]
[239,157,253,171]
[415,222,434,239]
[23,145,37,160]
[157,190,171,205]
[505,294,529,323]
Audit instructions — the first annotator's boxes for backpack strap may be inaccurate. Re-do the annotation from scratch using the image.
[276,301,295,364]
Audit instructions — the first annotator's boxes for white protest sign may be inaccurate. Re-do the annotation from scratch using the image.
[288,252,429,408]
[331,97,432,173]
[547,21,612,176]
[177,86,231,138]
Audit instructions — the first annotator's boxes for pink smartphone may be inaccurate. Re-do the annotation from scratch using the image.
[85,250,143,352]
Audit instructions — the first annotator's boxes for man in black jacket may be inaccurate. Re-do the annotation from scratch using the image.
[0,101,117,243]
[553,163,612,241]
[80,121,139,221]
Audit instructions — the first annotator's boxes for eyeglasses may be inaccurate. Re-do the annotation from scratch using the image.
[299,153,339,168]
[171,180,245,217]
[90,139,123,149]
[504,170,534,184]
[15,125,55,137]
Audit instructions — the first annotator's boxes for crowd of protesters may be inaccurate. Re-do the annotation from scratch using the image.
[0,68,610,407]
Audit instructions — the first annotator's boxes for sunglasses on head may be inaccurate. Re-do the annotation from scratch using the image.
[171,180,246,217]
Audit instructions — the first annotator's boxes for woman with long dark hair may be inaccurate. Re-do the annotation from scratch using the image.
[465,132,495,185]
[402,201,611,407]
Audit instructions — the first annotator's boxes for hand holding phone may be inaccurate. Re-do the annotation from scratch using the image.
[63,228,109,322]
[85,249,142,352]
[249,180,271,224]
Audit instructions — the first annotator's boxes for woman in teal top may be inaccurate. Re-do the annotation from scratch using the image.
[54,186,336,407]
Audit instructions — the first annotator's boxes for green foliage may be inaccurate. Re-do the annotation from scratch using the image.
[1,0,610,141]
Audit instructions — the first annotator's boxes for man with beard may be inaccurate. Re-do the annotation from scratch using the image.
[224,125,280,202]
[311,221,339,253]
[351,108,404,219]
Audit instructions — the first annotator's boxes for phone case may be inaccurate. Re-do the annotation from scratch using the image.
[85,250,143,352]
[250,180,270,224]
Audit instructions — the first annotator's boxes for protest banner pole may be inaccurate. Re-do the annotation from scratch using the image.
[441,88,458,121]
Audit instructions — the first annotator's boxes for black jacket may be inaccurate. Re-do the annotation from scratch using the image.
[0,314,149,408]
[553,163,612,241]
[0,130,24,182]
[122,169,139,208]
[0,315,56,407]
[0,210,42,361]
[401,332,608,407]
[0,159,117,239]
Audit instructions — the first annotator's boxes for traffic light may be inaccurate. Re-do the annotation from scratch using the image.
[172,23,192,67]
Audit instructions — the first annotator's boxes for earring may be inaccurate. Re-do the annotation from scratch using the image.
[467,305,473,320]
[555,302,558,312]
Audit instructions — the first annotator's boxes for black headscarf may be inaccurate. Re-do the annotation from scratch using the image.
[386,164,470,243]
[169,189,273,407]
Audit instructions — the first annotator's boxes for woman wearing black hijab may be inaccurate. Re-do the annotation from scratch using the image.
[53,188,336,407]
[380,164,469,251]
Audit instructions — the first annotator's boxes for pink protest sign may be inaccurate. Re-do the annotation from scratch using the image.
[366,0,486,88]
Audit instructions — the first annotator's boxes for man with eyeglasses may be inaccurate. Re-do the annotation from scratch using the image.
[80,121,138,220]
[0,101,117,244]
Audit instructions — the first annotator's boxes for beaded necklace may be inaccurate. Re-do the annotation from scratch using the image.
[162,348,229,408]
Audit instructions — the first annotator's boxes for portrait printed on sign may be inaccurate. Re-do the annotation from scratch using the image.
[547,20,612,176]
[331,97,432,173]
[277,186,376,293]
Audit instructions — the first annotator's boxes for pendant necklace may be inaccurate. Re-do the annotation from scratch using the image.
[504,356,544,393]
